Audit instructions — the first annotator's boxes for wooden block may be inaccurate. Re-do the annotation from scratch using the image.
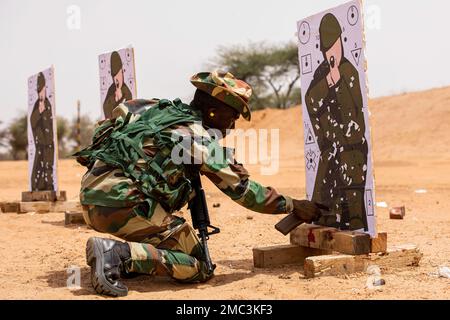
[253,244,331,268]
[21,191,68,202]
[53,201,82,213]
[1,202,20,213]
[304,244,422,278]
[19,200,82,214]
[290,224,371,255]
[22,191,57,202]
[19,201,51,213]
[65,211,86,225]
[56,191,67,201]
[371,232,388,253]
[390,206,406,220]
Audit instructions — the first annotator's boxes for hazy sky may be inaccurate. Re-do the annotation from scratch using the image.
[1,0,450,126]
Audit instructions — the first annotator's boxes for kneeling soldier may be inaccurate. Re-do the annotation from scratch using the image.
[76,71,325,297]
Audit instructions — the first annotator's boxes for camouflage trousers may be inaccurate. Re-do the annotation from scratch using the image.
[82,202,212,283]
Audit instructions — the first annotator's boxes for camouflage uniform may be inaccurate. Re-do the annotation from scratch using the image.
[79,73,293,282]
[305,13,368,231]
[30,72,55,191]
[103,51,133,119]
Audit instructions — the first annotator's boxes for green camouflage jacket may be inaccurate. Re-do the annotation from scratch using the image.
[79,101,293,217]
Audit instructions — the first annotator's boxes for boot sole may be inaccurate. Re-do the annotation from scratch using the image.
[86,237,128,297]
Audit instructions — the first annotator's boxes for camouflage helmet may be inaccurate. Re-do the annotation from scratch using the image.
[110,51,123,77]
[190,71,252,121]
[37,72,46,93]
[319,13,342,52]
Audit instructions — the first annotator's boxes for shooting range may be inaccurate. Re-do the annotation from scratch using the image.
[99,47,137,119]
[1,0,450,301]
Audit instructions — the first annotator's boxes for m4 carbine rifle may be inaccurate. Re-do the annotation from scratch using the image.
[188,174,220,274]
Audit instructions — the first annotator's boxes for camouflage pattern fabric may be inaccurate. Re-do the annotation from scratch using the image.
[78,100,293,279]
[82,203,211,282]
[79,107,293,215]
[191,71,252,121]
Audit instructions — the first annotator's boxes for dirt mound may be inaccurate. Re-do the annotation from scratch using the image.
[237,86,450,162]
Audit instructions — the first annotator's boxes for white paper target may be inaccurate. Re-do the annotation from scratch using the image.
[297,0,376,237]
[98,47,137,119]
[27,66,58,192]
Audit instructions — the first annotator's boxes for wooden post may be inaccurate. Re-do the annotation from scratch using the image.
[65,211,86,225]
[0,202,20,213]
[370,232,388,253]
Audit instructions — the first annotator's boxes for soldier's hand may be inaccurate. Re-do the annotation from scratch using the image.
[292,199,328,223]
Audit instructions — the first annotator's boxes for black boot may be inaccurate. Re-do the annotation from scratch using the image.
[86,237,131,297]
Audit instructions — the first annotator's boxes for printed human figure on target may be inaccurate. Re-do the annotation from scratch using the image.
[99,47,137,119]
[27,67,58,192]
[297,0,376,237]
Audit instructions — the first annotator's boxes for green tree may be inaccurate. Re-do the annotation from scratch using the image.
[0,121,7,148]
[212,41,301,110]
[57,116,70,158]
[8,114,28,160]
[68,114,95,154]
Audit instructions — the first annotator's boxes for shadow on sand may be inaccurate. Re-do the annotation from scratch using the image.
[37,256,303,297]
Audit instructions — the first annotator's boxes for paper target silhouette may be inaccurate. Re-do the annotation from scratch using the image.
[98,47,137,119]
[27,66,58,192]
[297,0,377,237]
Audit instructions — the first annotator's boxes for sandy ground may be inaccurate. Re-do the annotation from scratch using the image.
[1,87,449,300]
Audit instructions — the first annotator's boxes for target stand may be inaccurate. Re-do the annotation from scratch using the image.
[253,224,422,278]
